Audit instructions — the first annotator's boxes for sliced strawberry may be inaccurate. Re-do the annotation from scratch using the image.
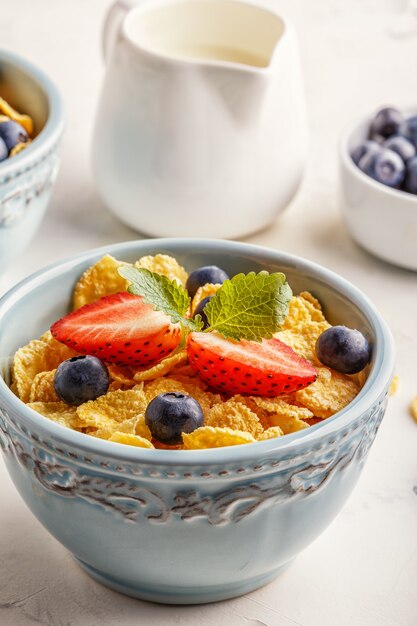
[51,292,181,367]
[187,332,317,397]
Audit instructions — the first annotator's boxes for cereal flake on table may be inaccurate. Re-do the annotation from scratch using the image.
[389,375,399,396]
[410,397,417,423]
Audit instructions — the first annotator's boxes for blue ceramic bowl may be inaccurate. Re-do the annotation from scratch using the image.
[0,49,64,271]
[0,239,394,604]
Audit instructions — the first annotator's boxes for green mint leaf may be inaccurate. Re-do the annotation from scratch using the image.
[204,271,292,341]
[118,266,193,326]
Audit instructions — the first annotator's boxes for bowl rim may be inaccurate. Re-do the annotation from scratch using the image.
[0,238,395,466]
[0,48,65,178]
[339,108,417,204]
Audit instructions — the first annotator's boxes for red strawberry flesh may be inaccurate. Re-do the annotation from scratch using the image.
[51,292,181,367]
[187,332,317,397]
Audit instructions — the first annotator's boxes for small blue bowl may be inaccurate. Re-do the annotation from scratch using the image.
[0,49,64,271]
[0,239,394,604]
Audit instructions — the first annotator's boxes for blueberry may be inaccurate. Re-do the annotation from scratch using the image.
[357,149,379,177]
[370,107,403,139]
[366,148,405,188]
[54,355,110,406]
[400,115,417,148]
[0,137,7,162]
[186,266,229,299]
[384,136,416,163]
[193,296,212,330]
[316,326,371,374]
[145,392,204,444]
[404,156,417,194]
[351,140,380,166]
[0,120,29,153]
[368,133,385,145]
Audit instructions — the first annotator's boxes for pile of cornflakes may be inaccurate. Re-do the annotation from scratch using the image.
[10,254,366,450]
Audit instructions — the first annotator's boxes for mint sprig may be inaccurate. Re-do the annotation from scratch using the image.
[204,271,292,341]
[118,267,203,332]
[118,266,291,343]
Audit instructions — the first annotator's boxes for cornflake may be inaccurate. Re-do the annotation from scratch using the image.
[389,375,399,396]
[257,426,284,440]
[107,364,137,387]
[278,321,330,364]
[73,255,129,309]
[278,293,331,364]
[410,397,417,423]
[143,377,191,403]
[267,414,309,434]
[298,291,325,317]
[282,294,324,330]
[170,364,197,378]
[133,350,188,382]
[76,388,147,430]
[143,376,219,417]
[205,400,263,438]
[12,332,78,403]
[353,369,368,389]
[251,396,314,421]
[0,96,34,135]
[182,426,255,449]
[10,143,29,157]
[27,402,80,429]
[135,254,188,286]
[108,432,154,448]
[108,380,124,392]
[91,411,151,440]
[295,367,359,419]
[253,398,312,434]
[224,394,270,430]
[29,370,59,403]
[191,283,221,314]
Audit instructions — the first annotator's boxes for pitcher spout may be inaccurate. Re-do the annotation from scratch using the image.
[118,0,286,124]
[121,0,285,69]
[199,65,271,126]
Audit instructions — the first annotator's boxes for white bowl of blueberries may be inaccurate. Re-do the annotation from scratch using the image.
[339,106,417,271]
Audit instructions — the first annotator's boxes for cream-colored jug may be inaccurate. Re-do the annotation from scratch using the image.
[92,0,308,238]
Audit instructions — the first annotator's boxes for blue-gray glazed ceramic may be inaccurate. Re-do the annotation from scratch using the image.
[0,239,394,604]
[0,49,64,271]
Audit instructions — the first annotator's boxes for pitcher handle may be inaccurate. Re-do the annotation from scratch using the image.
[102,0,141,63]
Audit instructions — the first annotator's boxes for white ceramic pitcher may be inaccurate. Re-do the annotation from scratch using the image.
[92,0,308,238]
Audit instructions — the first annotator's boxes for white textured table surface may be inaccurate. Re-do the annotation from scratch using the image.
[1,1,417,625]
